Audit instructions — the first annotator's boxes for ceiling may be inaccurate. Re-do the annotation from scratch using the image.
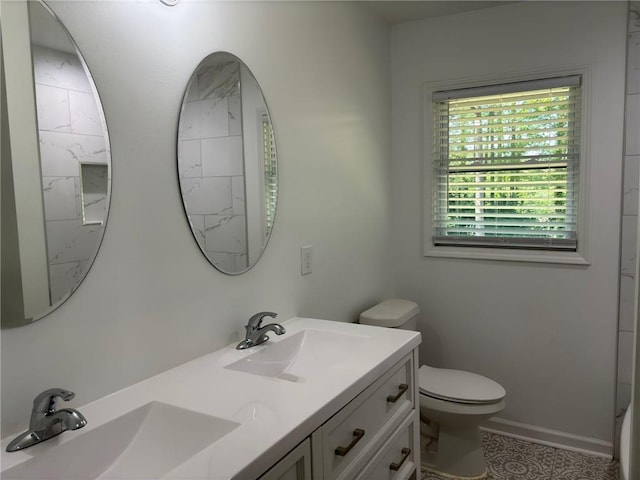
[362,1,515,25]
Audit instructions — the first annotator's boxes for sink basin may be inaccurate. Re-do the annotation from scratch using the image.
[2,402,239,479]
[225,328,366,382]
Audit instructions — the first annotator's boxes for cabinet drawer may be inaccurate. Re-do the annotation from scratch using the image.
[354,414,418,480]
[318,354,414,480]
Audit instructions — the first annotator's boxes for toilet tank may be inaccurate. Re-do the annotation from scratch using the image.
[359,299,420,331]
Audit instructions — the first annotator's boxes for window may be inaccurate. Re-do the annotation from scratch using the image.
[432,75,582,252]
[262,114,277,237]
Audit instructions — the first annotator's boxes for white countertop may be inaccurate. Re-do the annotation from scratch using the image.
[1,318,421,479]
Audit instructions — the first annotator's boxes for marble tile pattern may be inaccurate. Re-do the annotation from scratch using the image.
[201,136,244,177]
[178,58,247,268]
[33,45,109,303]
[228,94,242,136]
[626,95,640,157]
[619,215,637,279]
[39,131,109,176]
[45,220,104,265]
[32,45,92,92]
[204,215,247,254]
[42,176,81,221]
[618,330,634,386]
[48,260,89,305]
[616,0,640,453]
[629,31,640,95]
[185,213,247,271]
[178,139,202,179]
[619,275,635,333]
[631,2,640,34]
[69,90,104,136]
[623,155,639,215]
[193,60,240,101]
[232,176,246,215]
[179,177,233,215]
[421,432,620,480]
[178,97,229,141]
[209,252,248,272]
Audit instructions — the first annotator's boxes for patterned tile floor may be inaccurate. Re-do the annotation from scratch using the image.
[421,432,620,480]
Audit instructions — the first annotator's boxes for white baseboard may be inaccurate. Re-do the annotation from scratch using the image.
[482,417,614,459]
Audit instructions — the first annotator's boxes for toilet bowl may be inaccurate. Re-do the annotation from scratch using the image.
[360,299,506,479]
[620,404,631,480]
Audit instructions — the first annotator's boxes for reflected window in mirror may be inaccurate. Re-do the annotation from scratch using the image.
[262,113,277,238]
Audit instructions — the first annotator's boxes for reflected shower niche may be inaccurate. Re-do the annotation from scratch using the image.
[80,163,108,226]
[1,1,112,327]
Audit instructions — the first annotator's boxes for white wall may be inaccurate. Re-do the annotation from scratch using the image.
[391,1,627,448]
[1,0,392,436]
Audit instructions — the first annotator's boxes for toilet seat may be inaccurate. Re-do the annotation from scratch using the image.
[419,365,505,405]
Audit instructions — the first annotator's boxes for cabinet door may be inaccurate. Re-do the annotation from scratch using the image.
[260,438,312,480]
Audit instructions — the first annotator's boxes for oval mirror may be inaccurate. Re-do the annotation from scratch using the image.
[1,1,111,327]
[177,52,278,274]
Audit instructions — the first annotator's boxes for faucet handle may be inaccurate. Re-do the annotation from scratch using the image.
[247,311,278,329]
[32,388,75,414]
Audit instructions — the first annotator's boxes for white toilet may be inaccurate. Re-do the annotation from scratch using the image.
[359,299,506,479]
[620,404,631,480]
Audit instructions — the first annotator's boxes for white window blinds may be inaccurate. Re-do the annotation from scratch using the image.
[262,114,277,237]
[432,75,582,250]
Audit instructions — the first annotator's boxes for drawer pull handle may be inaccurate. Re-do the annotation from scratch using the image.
[390,447,411,471]
[387,384,409,403]
[334,428,365,456]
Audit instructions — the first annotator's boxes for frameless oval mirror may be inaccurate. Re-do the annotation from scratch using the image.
[1,1,111,327]
[177,52,278,274]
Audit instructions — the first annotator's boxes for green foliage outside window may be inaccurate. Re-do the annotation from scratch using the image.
[433,79,581,250]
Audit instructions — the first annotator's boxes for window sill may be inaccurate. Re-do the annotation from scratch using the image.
[424,245,590,266]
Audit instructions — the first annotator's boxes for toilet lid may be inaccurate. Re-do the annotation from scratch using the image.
[418,365,506,404]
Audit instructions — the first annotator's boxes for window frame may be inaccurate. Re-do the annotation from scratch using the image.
[422,67,591,265]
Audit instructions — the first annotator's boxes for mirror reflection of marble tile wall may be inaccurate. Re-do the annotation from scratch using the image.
[179,60,248,272]
[616,0,640,454]
[33,45,108,302]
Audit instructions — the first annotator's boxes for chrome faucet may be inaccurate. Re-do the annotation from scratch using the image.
[236,312,286,350]
[6,388,87,452]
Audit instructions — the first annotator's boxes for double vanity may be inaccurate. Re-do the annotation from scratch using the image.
[1,318,421,480]
[3,3,419,478]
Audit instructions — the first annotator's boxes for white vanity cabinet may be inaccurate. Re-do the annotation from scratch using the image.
[0,318,421,480]
[259,439,313,480]
[313,351,419,480]
[261,349,419,480]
